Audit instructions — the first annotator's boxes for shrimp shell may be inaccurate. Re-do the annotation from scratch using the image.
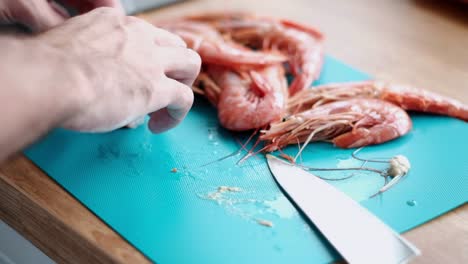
[156,20,286,68]
[186,13,324,95]
[200,64,288,131]
[288,81,468,121]
[261,99,412,151]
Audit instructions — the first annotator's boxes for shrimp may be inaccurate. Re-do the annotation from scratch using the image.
[156,20,286,68]
[377,82,468,121]
[197,64,288,131]
[272,19,324,95]
[288,81,468,121]
[185,12,255,27]
[260,99,412,153]
[187,13,324,95]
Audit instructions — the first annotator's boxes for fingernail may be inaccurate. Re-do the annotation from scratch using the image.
[148,108,179,133]
[50,2,70,19]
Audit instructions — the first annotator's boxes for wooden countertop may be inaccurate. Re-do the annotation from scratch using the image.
[1,0,467,263]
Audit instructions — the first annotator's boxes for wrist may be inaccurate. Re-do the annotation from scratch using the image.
[47,44,95,129]
[37,32,98,124]
[1,35,93,129]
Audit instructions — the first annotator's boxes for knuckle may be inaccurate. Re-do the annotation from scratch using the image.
[126,17,150,30]
[94,7,119,15]
[124,15,142,25]
[185,49,202,71]
[153,28,187,48]
[179,84,195,108]
[186,87,195,104]
[168,32,187,47]
[91,7,122,20]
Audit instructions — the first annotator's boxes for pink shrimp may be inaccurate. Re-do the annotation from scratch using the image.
[288,81,468,121]
[260,99,412,152]
[377,82,468,121]
[155,20,286,68]
[187,13,325,95]
[196,64,288,131]
[275,19,324,95]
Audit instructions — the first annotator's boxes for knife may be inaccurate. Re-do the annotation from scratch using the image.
[266,154,420,264]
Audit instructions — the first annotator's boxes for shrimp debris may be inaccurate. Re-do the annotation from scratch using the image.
[203,186,243,204]
[370,155,411,198]
[218,186,242,193]
[290,148,411,198]
[387,155,410,178]
[257,219,274,227]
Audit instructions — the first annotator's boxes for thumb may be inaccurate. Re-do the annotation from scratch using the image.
[16,1,68,32]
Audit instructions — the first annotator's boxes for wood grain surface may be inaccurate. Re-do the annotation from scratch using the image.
[0,156,150,264]
[1,0,467,263]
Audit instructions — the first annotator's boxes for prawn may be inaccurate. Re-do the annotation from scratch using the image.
[156,20,286,68]
[187,13,325,95]
[196,64,288,131]
[260,99,412,154]
[288,81,468,121]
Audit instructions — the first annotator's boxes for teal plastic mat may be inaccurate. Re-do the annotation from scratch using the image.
[25,56,468,263]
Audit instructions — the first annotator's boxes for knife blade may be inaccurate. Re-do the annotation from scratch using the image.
[266,154,420,264]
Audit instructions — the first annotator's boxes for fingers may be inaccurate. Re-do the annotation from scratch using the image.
[124,16,200,85]
[156,46,201,86]
[91,0,125,13]
[128,17,199,133]
[126,116,146,128]
[49,7,199,133]
[125,16,186,48]
[60,0,125,14]
[148,77,194,133]
[152,26,187,48]
[15,1,68,32]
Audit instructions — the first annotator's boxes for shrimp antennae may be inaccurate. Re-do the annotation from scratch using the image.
[299,165,386,175]
[198,150,239,168]
[313,174,356,181]
[293,120,350,162]
[369,175,403,198]
[352,147,390,163]
[199,129,258,167]
[277,150,411,198]
[236,139,266,165]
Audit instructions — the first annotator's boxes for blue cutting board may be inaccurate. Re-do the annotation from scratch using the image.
[25,56,468,263]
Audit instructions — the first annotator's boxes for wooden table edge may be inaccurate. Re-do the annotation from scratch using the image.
[0,155,151,264]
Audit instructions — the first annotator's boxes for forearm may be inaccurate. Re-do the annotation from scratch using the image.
[0,35,85,162]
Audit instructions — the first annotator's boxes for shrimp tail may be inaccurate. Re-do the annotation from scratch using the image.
[288,80,468,121]
[288,71,319,96]
[378,82,468,122]
[279,19,324,41]
[287,41,324,95]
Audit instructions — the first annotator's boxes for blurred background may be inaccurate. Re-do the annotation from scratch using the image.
[137,0,468,101]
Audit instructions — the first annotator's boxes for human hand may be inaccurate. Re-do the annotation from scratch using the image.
[0,0,124,32]
[38,7,200,133]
